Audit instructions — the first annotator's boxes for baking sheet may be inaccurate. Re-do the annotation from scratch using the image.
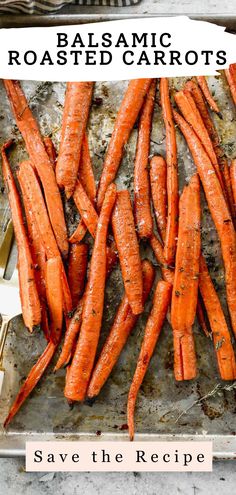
[0,18,236,458]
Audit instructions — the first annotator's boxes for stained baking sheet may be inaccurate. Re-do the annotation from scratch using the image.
[0,17,236,459]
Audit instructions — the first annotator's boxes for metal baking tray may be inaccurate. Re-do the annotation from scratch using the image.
[0,14,236,460]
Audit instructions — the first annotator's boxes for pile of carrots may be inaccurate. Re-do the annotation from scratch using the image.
[1,66,236,440]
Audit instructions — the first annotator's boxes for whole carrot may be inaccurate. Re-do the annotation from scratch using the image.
[112,190,143,315]
[64,183,117,402]
[68,243,88,309]
[224,66,236,105]
[97,79,152,209]
[56,82,93,198]
[1,142,41,332]
[43,136,57,168]
[46,257,63,345]
[127,280,172,441]
[4,341,56,427]
[160,78,178,265]
[171,175,201,381]
[73,180,98,239]
[3,80,68,258]
[199,255,236,380]
[134,80,156,239]
[173,110,236,339]
[87,260,155,399]
[196,76,221,114]
[150,156,167,242]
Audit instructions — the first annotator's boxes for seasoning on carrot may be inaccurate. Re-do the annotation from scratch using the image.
[134,80,156,239]
[1,142,41,332]
[69,221,87,244]
[56,82,94,198]
[150,156,167,242]
[199,255,236,380]
[173,110,236,338]
[97,79,152,209]
[3,80,68,258]
[43,136,57,168]
[87,260,155,399]
[4,341,56,427]
[171,174,201,381]
[46,257,63,345]
[185,79,235,222]
[160,78,178,265]
[64,183,117,402]
[224,65,236,105]
[196,76,221,115]
[68,243,88,309]
[112,190,143,315]
[127,280,172,441]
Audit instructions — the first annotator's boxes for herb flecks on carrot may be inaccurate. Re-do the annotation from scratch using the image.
[43,136,57,168]
[3,80,68,258]
[150,156,167,242]
[127,280,172,441]
[56,82,93,198]
[68,243,88,309]
[160,78,178,265]
[171,175,201,381]
[1,142,41,332]
[87,260,155,399]
[112,190,143,315]
[46,257,63,345]
[134,80,156,239]
[97,79,152,209]
[64,183,117,402]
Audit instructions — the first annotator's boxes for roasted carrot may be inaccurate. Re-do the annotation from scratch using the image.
[54,296,84,371]
[79,133,96,204]
[160,78,178,265]
[69,221,87,244]
[134,80,156,239]
[43,136,57,168]
[127,280,172,441]
[175,89,224,192]
[199,255,236,380]
[196,298,211,338]
[64,183,117,402]
[173,110,236,338]
[68,243,88,309]
[112,190,143,315]
[224,65,236,105]
[97,79,152,209]
[56,82,94,198]
[3,80,68,258]
[230,159,236,206]
[196,76,220,114]
[1,142,41,332]
[73,180,98,239]
[46,257,63,345]
[150,156,167,242]
[185,79,235,221]
[171,175,201,381]
[4,341,56,427]
[87,260,155,399]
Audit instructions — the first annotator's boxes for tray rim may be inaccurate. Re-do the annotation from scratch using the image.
[0,12,236,460]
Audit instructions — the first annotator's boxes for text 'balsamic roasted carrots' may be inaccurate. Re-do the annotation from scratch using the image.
[1,142,41,332]
[68,243,88,309]
[87,260,155,400]
[127,280,172,441]
[3,80,68,259]
[112,190,143,315]
[150,156,167,242]
[196,76,221,115]
[46,257,63,345]
[97,79,152,209]
[64,184,117,402]
[199,255,236,380]
[174,110,236,339]
[225,65,236,105]
[160,78,178,265]
[171,174,201,381]
[56,82,93,198]
[134,79,156,239]
[4,341,56,427]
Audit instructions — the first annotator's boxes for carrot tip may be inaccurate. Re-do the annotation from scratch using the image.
[217,112,223,120]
